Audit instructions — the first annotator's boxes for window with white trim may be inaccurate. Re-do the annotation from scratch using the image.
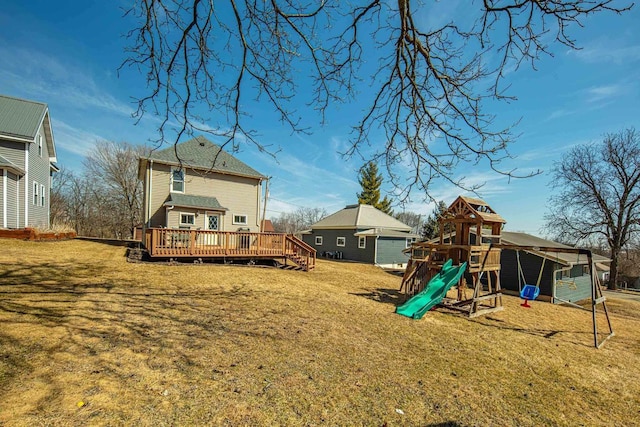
[337,237,346,247]
[37,134,42,157]
[180,213,195,225]
[315,236,323,246]
[40,184,45,207]
[33,181,39,205]
[406,237,417,248]
[233,214,248,225]
[171,168,185,193]
[358,236,366,249]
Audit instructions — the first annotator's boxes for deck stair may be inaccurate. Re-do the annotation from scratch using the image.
[283,235,316,271]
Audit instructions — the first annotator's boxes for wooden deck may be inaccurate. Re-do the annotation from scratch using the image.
[144,228,316,271]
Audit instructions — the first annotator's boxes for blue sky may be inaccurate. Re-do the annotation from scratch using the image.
[1,1,638,235]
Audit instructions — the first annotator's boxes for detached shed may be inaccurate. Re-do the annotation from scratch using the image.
[500,232,611,304]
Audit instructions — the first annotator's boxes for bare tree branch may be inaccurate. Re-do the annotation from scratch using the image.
[121,0,632,200]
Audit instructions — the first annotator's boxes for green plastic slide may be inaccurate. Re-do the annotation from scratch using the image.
[396,260,468,319]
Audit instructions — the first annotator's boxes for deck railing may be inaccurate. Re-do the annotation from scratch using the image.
[144,228,315,270]
[410,243,501,272]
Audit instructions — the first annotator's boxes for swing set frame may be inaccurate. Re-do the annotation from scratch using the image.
[489,243,614,349]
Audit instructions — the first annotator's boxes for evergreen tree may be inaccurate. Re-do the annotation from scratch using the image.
[421,201,448,240]
[357,161,393,215]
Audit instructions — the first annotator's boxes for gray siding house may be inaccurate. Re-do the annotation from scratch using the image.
[0,95,58,229]
[138,136,267,232]
[499,232,610,304]
[302,204,418,267]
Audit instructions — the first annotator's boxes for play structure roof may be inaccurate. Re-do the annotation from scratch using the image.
[445,196,506,223]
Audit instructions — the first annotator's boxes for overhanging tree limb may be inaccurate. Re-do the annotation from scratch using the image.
[121,0,632,199]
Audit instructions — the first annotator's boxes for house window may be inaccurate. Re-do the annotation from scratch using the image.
[180,213,195,225]
[37,134,42,157]
[33,181,39,205]
[40,184,45,207]
[337,237,346,247]
[171,168,185,193]
[315,236,323,246]
[358,236,366,249]
[406,237,416,248]
[233,214,248,225]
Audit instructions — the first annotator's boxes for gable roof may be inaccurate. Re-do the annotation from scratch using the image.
[141,136,265,180]
[0,94,57,161]
[444,196,506,224]
[310,204,412,231]
[163,193,228,211]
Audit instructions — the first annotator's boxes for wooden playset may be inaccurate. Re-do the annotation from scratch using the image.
[400,196,614,348]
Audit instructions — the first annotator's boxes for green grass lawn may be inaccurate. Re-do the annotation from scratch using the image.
[0,239,639,426]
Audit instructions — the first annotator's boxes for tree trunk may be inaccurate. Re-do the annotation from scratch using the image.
[609,248,620,290]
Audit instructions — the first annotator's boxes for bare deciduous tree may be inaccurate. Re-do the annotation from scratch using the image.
[121,1,631,200]
[271,207,328,235]
[84,141,148,238]
[50,166,73,228]
[544,128,640,290]
[394,211,423,235]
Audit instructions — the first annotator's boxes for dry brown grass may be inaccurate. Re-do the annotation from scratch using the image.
[0,239,639,426]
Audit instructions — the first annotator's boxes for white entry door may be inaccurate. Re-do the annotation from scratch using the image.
[206,213,220,231]
[203,213,220,245]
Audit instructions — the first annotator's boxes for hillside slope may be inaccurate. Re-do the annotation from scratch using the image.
[0,239,638,426]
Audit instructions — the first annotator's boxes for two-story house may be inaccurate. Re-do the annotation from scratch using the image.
[138,136,267,232]
[0,94,58,229]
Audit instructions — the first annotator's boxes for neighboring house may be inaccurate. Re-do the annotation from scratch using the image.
[138,136,267,232]
[499,231,611,304]
[302,204,419,267]
[0,94,58,229]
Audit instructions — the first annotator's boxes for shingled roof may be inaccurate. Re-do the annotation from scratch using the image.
[163,193,227,211]
[310,204,412,231]
[141,136,265,179]
[501,231,610,266]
